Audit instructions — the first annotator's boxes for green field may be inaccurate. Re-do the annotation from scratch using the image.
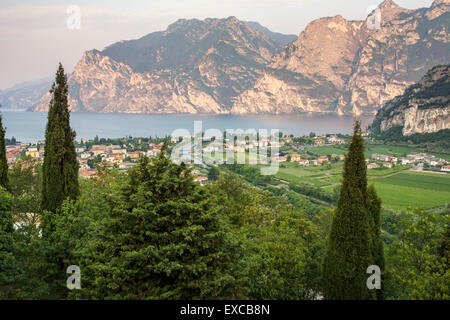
[372,172,450,210]
[273,161,450,210]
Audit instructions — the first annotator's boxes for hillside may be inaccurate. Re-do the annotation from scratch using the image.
[370,64,449,143]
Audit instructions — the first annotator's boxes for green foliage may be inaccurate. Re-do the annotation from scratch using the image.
[0,111,10,191]
[41,63,79,217]
[207,166,219,181]
[386,208,449,299]
[0,187,15,298]
[71,149,242,299]
[213,171,322,299]
[322,121,374,300]
[366,184,385,299]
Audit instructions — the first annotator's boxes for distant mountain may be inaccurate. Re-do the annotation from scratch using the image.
[245,21,297,48]
[34,17,282,113]
[232,0,450,115]
[32,0,450,114]
[0,77,52,110]
[370,64,449,138]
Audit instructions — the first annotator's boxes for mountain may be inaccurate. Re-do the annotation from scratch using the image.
[33,17,283,113]
[32,0,450,114]
[370,64,449,138]
[0,77,52,110]
[245,21,297,48]
[231,0,450,115]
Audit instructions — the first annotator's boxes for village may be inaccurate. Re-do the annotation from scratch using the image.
[5,133,450,186]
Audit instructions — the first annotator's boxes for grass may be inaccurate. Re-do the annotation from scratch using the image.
[371,171,450,210]
[273,163,450,210]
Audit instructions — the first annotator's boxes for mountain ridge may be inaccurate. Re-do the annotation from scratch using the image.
[31,0,450,114]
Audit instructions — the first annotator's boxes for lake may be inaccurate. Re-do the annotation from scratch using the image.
[1,111,374,143]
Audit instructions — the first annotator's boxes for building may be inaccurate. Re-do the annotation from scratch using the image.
[290,154,301,162]
[318,156,329,164]
[367,163,380,169]
[271,155,288,162]
[194,176,208,186]
[298,159,309,166]
[315,139,325,146]
[383,162,393,168]
[127,151,143,159]
[441,165,450,172]
[79,169,98,178]
[401,158,410,165]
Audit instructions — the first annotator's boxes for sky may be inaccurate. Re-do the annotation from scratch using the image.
[0,0,435,90]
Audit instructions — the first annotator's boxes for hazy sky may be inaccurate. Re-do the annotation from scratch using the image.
[0,0,435,89]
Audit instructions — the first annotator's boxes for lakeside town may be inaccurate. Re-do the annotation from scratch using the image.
[5,132,450,184]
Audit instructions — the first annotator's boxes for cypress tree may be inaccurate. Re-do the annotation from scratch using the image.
[366,184,385,299]
[41,63,79,216]
[322,120,374,300]
[0,187,15,298]
[0,107,10,191]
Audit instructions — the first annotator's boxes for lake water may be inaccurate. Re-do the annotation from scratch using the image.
[1,111,374,143]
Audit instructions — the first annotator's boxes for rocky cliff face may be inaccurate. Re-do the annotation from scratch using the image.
[370,64,449,136]
[34,17,281,113]
[33,0,450,114]
[231,0,450,115]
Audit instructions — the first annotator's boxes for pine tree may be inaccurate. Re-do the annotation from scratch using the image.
[0,187,16,298]
[41,63,79,217]
[322,120,374,300]
[366,184,385,299]
[0,107,10,191]
[75,145,240,299]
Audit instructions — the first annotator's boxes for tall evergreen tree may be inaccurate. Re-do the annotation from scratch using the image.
[322,120,374,300]
[366,184,385,299]
[0,106,10,191]
[41,63,79,217]
[74,145,241,299]
[0,187,16,298]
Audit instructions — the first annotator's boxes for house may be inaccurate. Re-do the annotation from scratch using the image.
[441,165,450,172]
[127,151,143,159]
[91,145,107,152]
[315,139,325,146]
[298,159,309,166]
[401,158,410,165]
[271,155,288,162]
[194,176,208,186]
[79,169,98,178]
[119,162,137,170]
[338,154,345,161]
[383,162,393,168]
[318,156,329,164]
[290,154,301,162]
[147,149,161,157]
[109,153,125,162]
[367,163,380,169]
[80,152,91,160]
[26,150,40,159]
